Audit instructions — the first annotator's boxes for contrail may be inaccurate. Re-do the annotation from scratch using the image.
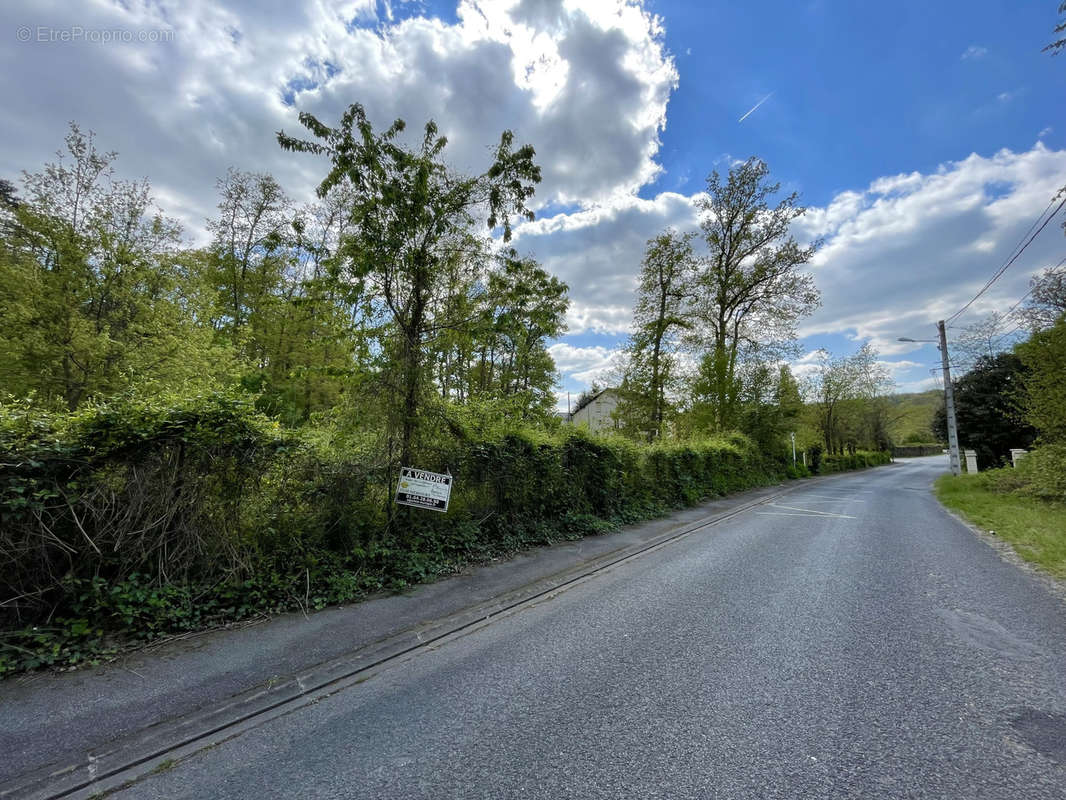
[738,92,773,122]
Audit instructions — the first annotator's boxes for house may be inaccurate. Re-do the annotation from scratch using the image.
[565,388,620,434]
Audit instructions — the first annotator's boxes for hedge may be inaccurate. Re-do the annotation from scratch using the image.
[0,395,887,676]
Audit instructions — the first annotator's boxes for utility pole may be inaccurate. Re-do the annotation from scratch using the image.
[938,319,962,476]
[790,431,796,467]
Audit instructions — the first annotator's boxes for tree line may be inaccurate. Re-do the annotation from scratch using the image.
[0,108,909,675]
[0,113,568,467]
[606,158,898,460]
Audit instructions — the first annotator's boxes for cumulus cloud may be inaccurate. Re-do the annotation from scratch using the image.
[4,0,1063,398]
[537,142,1066,395]
[547,342,624,386]
[794,144,1066,355]
[514,191,700,333]
[960,44,987,60]
[1,0,677,238]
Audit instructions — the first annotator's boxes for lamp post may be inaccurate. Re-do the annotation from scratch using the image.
[899,321,961,476]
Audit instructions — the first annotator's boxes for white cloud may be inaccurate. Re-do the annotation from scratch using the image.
[513,191,700,334]
[794,144,1066,355]
[961,44,987,60]
[1,0,678,238]
[4,1,1063,399]
[547,342,623,386]
[539,142,1066,393]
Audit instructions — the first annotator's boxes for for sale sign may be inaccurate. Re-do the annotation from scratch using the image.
[395,466,452,512]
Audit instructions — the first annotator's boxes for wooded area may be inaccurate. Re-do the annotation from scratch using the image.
[0,113,961,676]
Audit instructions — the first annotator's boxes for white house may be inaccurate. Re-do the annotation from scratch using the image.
[565,388,621,433]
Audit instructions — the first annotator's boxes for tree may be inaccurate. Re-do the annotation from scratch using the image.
[809,345,892,454]
[615,230,696,440]
[1016,317,1066,442]
[689,158,820,432]
[1021,266,1066,331]
[932,352,1036,468]
[952,311,1009,363]
[1044,1,1066,55]
[278,103,541,465]
[474,252,568,414]
[0,124,226,409]
[205,168,292,348]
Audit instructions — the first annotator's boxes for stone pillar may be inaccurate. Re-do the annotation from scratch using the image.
[964,449,978,474]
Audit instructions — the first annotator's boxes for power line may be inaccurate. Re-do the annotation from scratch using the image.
[981,257,1066,350]
[945,190,1066,325]
[1000,256,1066,318]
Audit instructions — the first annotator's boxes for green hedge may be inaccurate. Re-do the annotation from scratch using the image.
[0,396,886,676]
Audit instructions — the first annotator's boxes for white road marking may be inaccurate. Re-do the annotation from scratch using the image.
[754,511,857,519]
[760,503,857,519]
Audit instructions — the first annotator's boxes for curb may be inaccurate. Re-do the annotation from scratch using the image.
[2,468,885,799]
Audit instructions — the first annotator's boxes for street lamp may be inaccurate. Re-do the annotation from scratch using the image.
[898,320,961,476]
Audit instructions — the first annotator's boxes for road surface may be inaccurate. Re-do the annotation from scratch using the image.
[121,457,1066,799]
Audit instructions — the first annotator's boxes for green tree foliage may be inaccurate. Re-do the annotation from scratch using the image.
[277,103,542,464]
[881,390,944,445]
[688,158,820,432]
[205,174,364,424]
[1016,316,1066,442]
[809,344,893,454]
[0,125,229,410]
[464,252,568,415]
[615,230,696,440]
[206,168,292,346]
[933,352,1036,469]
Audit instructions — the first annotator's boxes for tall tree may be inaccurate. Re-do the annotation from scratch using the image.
[952,311,1009,363]
[616,230,696,440]
[278,103,541,465]
[476,252,568,414]
[1015,317,1066,443]
[933,352,1036,468]
[0,124,223,409]
[206,168,292,348]
[690,158,820,432]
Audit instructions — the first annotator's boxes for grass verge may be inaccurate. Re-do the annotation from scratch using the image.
[935,473,1066,578]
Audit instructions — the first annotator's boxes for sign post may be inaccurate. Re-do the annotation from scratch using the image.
[395,466,453,513]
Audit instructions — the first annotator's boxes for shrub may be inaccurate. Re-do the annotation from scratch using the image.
[1012,444,1066,501]
[0,397,893,677]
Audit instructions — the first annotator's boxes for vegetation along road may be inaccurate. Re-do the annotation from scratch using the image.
[113,456,1066,799]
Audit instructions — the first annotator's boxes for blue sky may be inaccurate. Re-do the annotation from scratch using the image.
[2,0,1064,402]
[646,0,1062,206]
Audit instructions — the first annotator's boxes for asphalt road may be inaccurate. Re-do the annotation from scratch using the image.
[123,457,1066,799]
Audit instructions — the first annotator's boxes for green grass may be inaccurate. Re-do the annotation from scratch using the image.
[935,473,1066,577]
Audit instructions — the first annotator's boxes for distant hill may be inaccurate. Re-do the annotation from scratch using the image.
[884,390,944,445]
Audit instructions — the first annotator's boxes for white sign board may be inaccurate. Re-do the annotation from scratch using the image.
[395,466,452,512]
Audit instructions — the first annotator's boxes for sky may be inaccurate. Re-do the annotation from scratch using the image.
[2,0,1064,406]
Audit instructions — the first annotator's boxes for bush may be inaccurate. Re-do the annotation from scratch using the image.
[1012,444,1066,501]
[0,396,893,677]
[1,392,285,630]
